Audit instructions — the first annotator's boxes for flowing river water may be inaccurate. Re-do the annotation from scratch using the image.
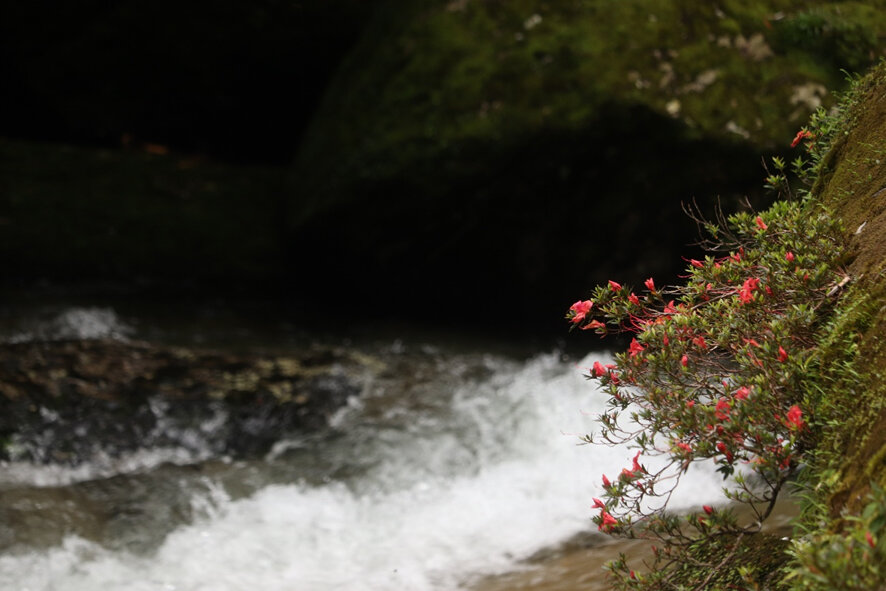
[0,303,796,590]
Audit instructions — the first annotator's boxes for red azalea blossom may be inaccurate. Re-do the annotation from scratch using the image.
[645,277,656,291]
[569,299,593,323]
[867,531,876,548]
[734,386,750,401]
[628,338,645,357]
[686,400,695,408]
[609,280,622,291]
[715,398,731,421]
[632,450,643,473]
[592,361,607,377]
[791,129,814,148]
[630,571,636,580]
[778,346,789,362]
[690,259,704,268]
[592,497,606,509]
[628,293,640,306]
[621,468,635,481]
[602,474,612,488]
[598,510,618,532]
[703,505,714,515]
[785,251,795,262]
[739,277,760,304]
[675,441,692,453]
[582,320,606,332]
[785,405,805,430]
[681,354,689,367]
[692,335,707,350]
[755,216,768,230]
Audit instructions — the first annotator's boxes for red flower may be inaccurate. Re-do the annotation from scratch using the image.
[628,338,645,358]
[581,320,606,331]
[690,259,704,268]
[778,346,789,362]
[645,277,656,291]
[569,299,593,323]
[632,450,643,473]
[785,251,795,262]
[602,474,612,488]
[628,293,640,306]
[675,441,692,454]
[715,398,731,421]
[867,531,876,548]
[598,510,618,532]
[592,497,606,509]
[739,277,760,304]
[692,335,707,350]
[734,386,750,401]
[686,400,695,408]
[592,361,611,378]
[681,354,689,367]
[755,216,768,230]
[609,280,622,292]
[791,129,813,148]
[785,405,804,430]
[703,505,714,515]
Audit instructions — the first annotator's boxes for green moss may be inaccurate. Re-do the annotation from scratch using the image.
[779,60,886,588]
[292,0,886,224]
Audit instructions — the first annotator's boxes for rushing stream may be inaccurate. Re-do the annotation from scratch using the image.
[0,305,749,590]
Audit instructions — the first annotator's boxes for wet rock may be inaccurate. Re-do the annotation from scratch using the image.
[0,339,373,464]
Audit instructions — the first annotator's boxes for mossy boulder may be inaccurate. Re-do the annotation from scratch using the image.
[810,62,886,516]
[290,0,886,323]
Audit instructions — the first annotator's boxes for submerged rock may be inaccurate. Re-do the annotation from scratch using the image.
[0,339,375,464]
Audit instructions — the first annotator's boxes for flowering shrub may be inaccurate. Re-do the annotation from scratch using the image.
[566,192,846,587]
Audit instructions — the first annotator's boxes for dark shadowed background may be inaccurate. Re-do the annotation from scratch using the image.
[3,0,884,335]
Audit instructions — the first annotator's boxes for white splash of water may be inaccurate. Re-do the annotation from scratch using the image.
[5,307,133,343]
[0,447,216,490]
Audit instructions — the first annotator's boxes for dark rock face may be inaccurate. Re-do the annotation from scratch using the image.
[0,340,373,464]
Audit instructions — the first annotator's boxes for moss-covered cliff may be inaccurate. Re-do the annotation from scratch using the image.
[807,63,886,521]
[289,0,886,323]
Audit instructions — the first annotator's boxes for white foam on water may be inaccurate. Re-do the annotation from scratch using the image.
[5,307,133,343]
[0,352,728,590]
[0,447,216,490]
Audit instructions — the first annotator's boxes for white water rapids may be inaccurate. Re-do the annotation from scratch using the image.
[0,308,730,590]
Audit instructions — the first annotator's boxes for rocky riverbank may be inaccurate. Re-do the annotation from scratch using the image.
[0,339,378,464]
